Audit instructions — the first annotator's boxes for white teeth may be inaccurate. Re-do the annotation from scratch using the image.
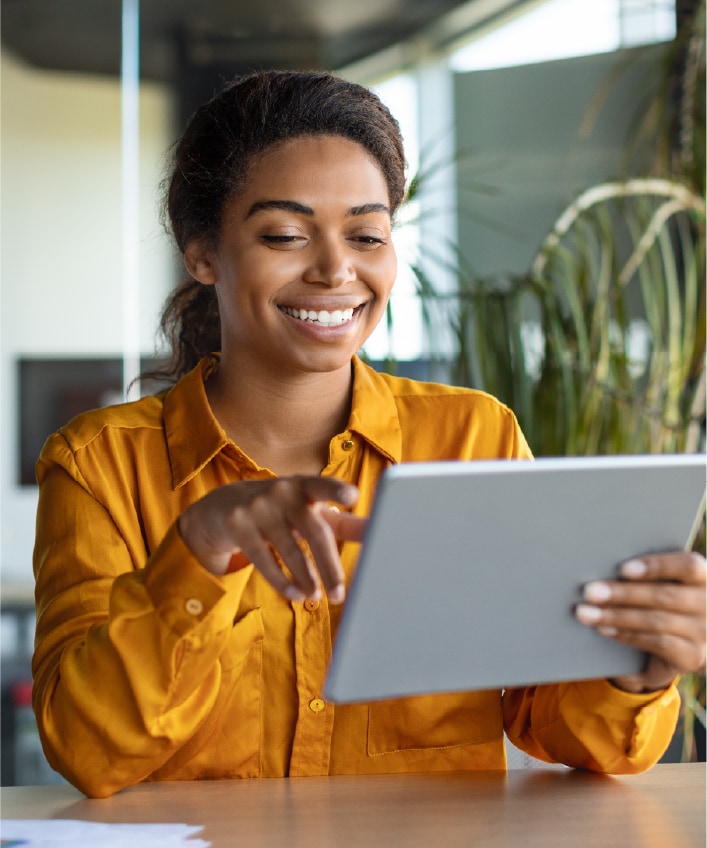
[281,306,355,326]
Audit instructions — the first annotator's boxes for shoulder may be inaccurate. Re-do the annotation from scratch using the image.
[356,361,531,461]
[37,393,167,482]
[375,368,515,416]
[52,393,166,453]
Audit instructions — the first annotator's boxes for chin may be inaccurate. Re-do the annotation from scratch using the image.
[289,349,357,376]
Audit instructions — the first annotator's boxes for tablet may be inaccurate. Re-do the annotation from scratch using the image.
[324,454,706,703]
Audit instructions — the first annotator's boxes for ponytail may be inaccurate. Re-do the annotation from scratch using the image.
[146,280,221,384]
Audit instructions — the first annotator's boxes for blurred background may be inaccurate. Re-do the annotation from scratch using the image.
[1,0,704,784]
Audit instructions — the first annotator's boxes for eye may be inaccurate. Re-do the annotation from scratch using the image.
[261,234,306,248]
[350,234,388,250]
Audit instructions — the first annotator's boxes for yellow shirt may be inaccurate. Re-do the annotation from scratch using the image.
[33,356,679,798]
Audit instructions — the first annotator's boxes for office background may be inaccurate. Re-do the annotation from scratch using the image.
[1,0,700,783]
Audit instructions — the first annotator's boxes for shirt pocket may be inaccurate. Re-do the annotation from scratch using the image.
[220,605,264,672]
[367,690,503,755]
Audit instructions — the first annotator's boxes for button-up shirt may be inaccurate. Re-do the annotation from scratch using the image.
[33,356,679,797]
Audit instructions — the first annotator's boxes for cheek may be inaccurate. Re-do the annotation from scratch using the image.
[368,251,397,294]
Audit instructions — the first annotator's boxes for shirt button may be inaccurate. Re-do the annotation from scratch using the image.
[342,439,355,451]
[304,598,320,612]
[185,598,204,616]
[309,698,326,713]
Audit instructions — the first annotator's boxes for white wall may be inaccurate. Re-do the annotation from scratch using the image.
[1,50,176,587]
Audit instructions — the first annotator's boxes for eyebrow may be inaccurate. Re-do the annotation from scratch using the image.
[245,200,391,219]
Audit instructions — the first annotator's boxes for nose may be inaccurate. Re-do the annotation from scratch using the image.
[303,237,355,288]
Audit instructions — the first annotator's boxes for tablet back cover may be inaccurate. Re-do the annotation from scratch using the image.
[324,454,706,703]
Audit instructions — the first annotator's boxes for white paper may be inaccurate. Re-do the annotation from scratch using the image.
[0,819,211,847]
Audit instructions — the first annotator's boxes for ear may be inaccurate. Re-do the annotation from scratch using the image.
[184,240,218,286]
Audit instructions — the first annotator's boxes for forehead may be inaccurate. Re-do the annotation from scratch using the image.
[238,135,390,207]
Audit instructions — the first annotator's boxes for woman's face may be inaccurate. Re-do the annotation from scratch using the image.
[187,134,397,379]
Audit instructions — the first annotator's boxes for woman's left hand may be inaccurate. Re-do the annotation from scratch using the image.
[575,552,706,693]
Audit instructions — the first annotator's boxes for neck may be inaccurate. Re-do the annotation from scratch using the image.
[206,356,354,476]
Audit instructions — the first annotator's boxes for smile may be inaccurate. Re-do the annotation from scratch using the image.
[279,306,356,327]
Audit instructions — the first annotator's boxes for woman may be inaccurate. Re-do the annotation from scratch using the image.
[32,70,706,798]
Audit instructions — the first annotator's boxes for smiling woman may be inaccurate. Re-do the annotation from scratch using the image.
[30,69,705,798]
[184,135,397,406]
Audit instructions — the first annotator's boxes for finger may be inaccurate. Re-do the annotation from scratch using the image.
[237,532,310,603]
[296,476,359,509]
[262,524,322,599]
[575,599,706,676]
[576,603,704,641]
[250,479,350,602]
[320,506,368,542]
[582,579,706,614]
[617,552,706,585]
[611,655,679,693]
[596,627,705,675]
[246,491,322,598]
[290,505,346,602]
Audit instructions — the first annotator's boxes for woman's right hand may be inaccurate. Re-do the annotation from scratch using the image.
[178,477,366,603]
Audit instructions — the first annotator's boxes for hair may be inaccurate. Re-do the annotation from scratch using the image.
[153,69,407,383]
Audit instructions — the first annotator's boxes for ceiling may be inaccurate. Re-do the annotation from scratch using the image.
[1,0,508,83]
[1,0,529,125]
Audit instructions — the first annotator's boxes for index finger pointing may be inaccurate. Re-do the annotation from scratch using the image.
[321,508,368,542]
[619,552,706,585]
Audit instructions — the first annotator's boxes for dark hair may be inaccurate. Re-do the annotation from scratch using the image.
[154,69,407,382]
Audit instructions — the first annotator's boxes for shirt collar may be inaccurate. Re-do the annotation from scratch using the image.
[163,355,403,489]
[163,357,230,489]
[348,356,402,464]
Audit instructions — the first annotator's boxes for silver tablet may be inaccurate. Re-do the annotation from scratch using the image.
[324,454,706,703]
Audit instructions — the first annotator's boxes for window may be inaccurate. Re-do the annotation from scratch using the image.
[450,0,676,72]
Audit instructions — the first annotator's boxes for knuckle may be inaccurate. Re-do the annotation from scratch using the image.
[679,645,706,674]
[223,504,250,536]
[650,610,676,633]
[251,490,274,512]
[270,478,297,500]
[652,631,673,654]
[658,584,683,608]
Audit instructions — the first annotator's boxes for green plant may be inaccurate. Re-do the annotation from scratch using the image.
[401,5,706,761]
[679,671,707,762]
[411,177,706,458]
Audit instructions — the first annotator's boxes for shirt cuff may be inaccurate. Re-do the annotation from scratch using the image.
[571,677,678,718]
[141,522,252,636]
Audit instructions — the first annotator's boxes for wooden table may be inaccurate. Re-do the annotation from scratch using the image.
[1,763,704,847]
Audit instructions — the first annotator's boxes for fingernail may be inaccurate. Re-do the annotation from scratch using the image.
[339,485,358,505]
[575,604,602,624]
[583,581,612,603]
[328,584,346,605]
[620,559,647,579]
[597,626,618,637]
[284,586,307,603]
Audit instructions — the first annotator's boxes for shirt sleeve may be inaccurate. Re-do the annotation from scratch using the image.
[502,678,680,772]
[32,434,254,798]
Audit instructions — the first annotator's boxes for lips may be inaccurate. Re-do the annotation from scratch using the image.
[279,305,356,327]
